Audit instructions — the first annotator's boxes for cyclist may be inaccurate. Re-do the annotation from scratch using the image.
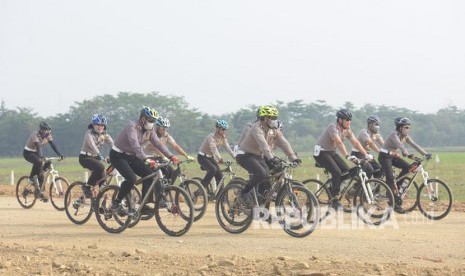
[313,109,369,208]
[378,117,432,212]
[143,116,195,181]
[197,119,235,192]
[78,114,114,197]
[108,107,180,215]
[350,116,384,179]
[236,105,301,203]
[23,121,64,202]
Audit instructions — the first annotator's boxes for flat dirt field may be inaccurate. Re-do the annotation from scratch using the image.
[0,185,464,276]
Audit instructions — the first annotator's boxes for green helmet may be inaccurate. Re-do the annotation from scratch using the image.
[258,105,279,118]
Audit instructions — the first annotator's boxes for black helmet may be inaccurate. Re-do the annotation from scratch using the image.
[336,109,352,120]
[367,116,380,124]
[394,117,411,128]
[39,121,51,131]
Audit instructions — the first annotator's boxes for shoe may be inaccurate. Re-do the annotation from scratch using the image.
[72,197,84,209]
[193,189,204,199]
[329,198,342,211]
[394,204,405,214]
[81,184,93,198]
[158,199,168,209]
[109,202,128,216]
[237,193,253,209]
[141,205,155,216]
[39,193,48,203]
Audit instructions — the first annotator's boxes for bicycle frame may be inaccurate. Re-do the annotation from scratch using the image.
[42,157,64,195]
[396,158,433,198]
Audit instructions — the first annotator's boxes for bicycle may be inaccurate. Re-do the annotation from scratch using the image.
[94,160,194,236]
[138,158,208,222]
[64,163,140,225]
[193,160,246,202]
[392,156,452,220]
[215,159,319,238]
[303,157,395,226]
[16,157,69,211]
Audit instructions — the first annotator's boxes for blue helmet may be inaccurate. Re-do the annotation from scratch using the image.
[92,114,108,125]
[140,106,160,121]
[216,119,229,129]
[156,117,171,128]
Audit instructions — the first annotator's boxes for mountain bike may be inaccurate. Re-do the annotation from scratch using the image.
[95,161,194,236]
[64,163,140,225]
[215,159,319,238]
[193,160,246,201]
[303,157,394,226]
[16,157,69,211]
[393,156,452,220]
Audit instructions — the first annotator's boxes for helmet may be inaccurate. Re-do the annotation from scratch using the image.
[156,117,171,128]
[140,106,160,121]
[394,117,411,127]
[39,121,51,131]
[216,119,229,129]
[336,109,352,120]
[367,116,380,125]
[92,114,108,125]
[258,105,279,118]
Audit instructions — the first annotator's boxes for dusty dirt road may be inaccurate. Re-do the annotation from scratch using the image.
[0,188,464,276]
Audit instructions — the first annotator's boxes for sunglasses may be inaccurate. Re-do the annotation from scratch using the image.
[404,126,410,129]
[220,128,227,131]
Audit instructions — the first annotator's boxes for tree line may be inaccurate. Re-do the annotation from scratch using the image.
[1,92,464,158]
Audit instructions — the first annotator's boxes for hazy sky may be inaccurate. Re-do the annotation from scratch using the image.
[1,0,464,117]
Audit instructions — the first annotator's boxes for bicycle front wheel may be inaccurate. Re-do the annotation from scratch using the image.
[16,176,38,209]
[275,184,319,238]
[64,181,93,225]
[215,183,253,234]
[94,185,131,234]
[180,179,208,222]
[417,179,452,220]
[155,185,194,237]
[354,179,394,226]
[49,176,70,211]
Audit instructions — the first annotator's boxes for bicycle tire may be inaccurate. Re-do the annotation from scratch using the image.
[16,176,38,209]
[302,179,330,222]
[155,185,194,236]
[94,185,131,234]
[354,179,394,226]
[180,179,208,222]
[127,186,143,228]
[64,181,93,225]
[215,183,253,234]
[49,176,70,211]
[398,177,419,213]
[417,179,452,220]
[275,183,319,238]
[341,179,358,213]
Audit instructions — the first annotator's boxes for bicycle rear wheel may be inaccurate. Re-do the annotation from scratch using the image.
[16,176,38,209]
[303,179,330,222]
[180,179,208,222]
[95,185,131,234]
[354,179,394,226]
[64,181,93,225]
[215,183,253,234]
[398,177,419,213]
[417,179,452,220]
[155,185,194,236]
[49,176,70,211]
[275,184,319,238]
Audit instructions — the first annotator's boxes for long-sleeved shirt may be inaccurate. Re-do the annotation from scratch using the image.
[80,129,114,155]
[198,132,235,161]
[382,130,426,156]
[113,120,174,160]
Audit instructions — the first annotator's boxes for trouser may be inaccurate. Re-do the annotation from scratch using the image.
[313,151,348,197]
[79,155,105,187]
[236,153,271,196]
[109,149,153,202]
[378,152,410,191]
[23,149,45,186]
[197,154,223,189]
[350,151,382,179]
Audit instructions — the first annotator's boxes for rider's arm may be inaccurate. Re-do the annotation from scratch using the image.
[405,136,427,156]
[274,133,297,160]
[349,135,368,157]
[49,140,63,157]
[222,138,235,159]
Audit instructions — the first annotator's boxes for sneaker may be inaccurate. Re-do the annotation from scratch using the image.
[109,202,128,216]
[237,193,253,209]
[141,205,155,216]
[158,199,168,209]
[329,198,342,211]
[81,184,93,198]
[394,204,405,214]
[72,197,84,209]
[193,189,203,199]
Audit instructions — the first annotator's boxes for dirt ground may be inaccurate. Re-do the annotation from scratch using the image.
[0,185,464,276]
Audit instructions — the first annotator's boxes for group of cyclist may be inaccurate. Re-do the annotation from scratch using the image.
[23,104,431,214]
